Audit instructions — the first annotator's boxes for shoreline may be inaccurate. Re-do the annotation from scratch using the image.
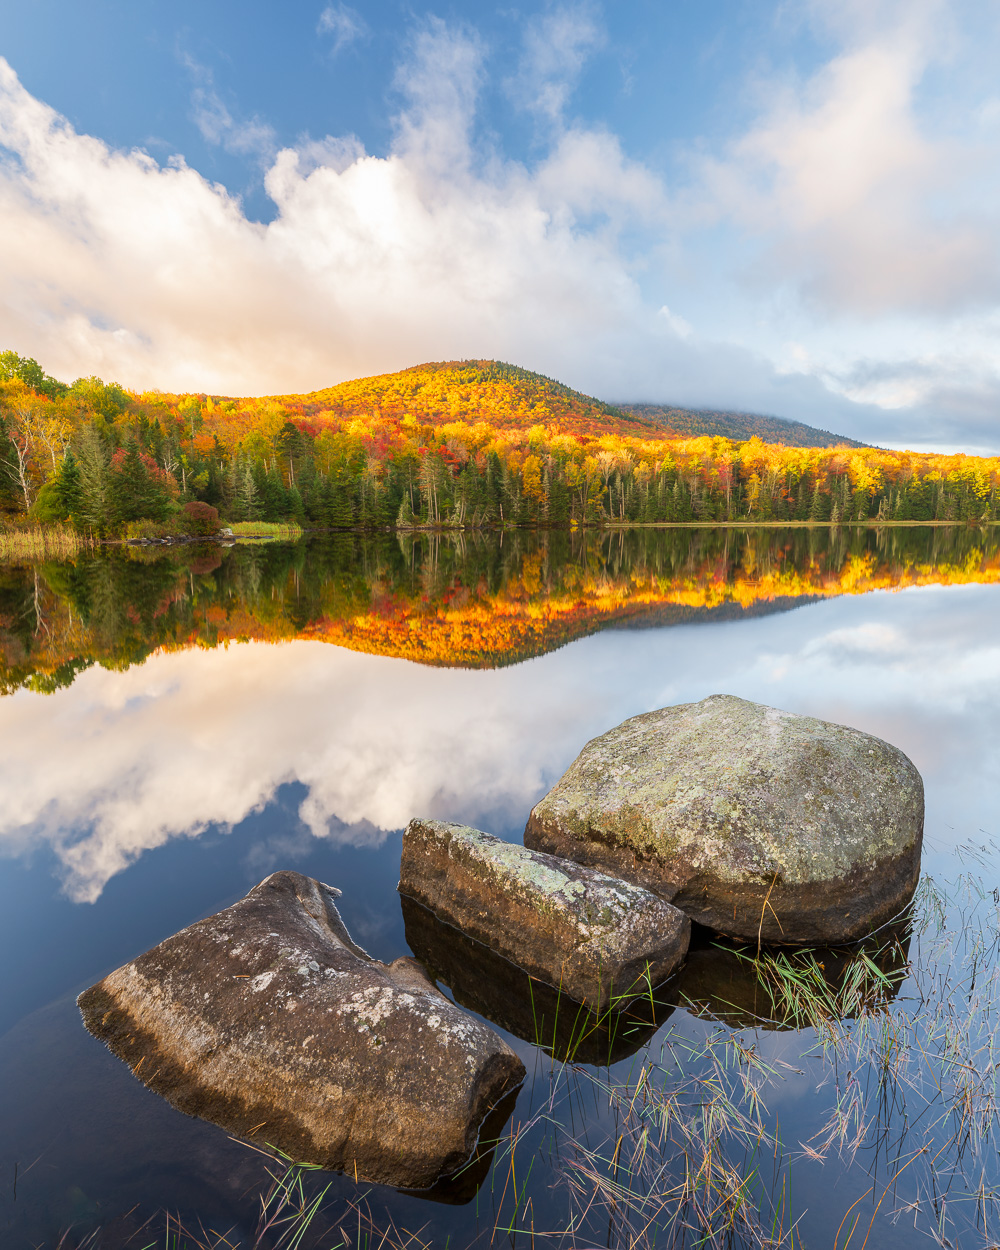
[0,516,994,562]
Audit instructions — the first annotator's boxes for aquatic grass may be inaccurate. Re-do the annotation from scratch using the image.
[49,845,1000,1249]
[526,961,665,1066]
[226,521,304,541]
[727,935,909,1040]
[0,523,90,561]
[489,847,1000,1247]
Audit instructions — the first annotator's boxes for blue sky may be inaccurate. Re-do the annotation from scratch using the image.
[2,0,1000,451]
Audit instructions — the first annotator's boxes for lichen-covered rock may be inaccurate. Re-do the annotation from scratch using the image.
[399,819,690,1012]
[524,694,924,944]
[77,871,524,1190]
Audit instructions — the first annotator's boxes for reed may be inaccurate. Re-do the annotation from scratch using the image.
[226,521,304,540]
[0,523,89,561]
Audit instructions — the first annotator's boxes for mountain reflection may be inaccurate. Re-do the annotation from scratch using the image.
[3,525,999,692]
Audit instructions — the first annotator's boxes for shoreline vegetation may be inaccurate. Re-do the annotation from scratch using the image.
[0,516,992,564]
[3,352,1000,544]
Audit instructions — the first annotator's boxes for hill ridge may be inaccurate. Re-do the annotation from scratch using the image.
[616,402,866,450]
[275,358,663,438]
[275,359,865,448]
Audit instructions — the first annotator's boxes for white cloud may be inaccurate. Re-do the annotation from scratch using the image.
[0,37,674,398]
[184,56,277,159]
[0,40,856,434]
[698,2,1000,317]
[658,305,692,339]
[2,6,1000,449]
[317,3,367,56]
[506,3,604,123]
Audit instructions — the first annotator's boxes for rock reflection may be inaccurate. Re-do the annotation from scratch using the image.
[669,925,912,1031]
[402,895,674,1066]
[404,1084,522,1205]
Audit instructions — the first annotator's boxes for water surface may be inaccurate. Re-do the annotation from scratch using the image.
[1,526,998,1247]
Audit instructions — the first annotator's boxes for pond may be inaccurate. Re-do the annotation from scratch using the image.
[0,525,998,1248]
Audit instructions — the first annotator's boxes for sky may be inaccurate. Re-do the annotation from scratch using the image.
[2,0,1000,451]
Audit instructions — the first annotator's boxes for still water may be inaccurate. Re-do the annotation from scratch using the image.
[0,526,998,1247]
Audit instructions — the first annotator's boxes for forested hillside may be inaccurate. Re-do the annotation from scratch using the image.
[618,403,867,449]
[1,352,997,533]
[285,360,660,436]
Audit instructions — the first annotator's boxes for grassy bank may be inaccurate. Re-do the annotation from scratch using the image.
[227,520,304,540]
[0,524,92,561]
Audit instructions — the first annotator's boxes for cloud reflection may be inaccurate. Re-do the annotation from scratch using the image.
[2,582,998,901]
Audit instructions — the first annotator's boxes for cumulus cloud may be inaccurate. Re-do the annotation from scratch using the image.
[699,0,1000,317]
[0,37,860,434]
[1,5,1000,448]
[0,34,677,398]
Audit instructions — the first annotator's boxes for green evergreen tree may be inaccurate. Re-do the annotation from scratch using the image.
[396,492,414,528]
[110,442,173,525]
[33,450,84,522]
[75,427,114,532]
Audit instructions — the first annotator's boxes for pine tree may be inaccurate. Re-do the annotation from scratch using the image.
[75,427,114,532]
[396,493,414,528]
[110,442,172,525]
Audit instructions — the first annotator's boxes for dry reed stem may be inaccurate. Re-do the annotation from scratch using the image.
[0,523,90,561]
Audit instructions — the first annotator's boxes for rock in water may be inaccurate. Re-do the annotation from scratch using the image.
[524,695,924,944]
[77,871,525,1190]
[400,894,674,1067]
[399,819,690,1011]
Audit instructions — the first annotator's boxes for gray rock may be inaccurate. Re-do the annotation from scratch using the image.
[524,694,924,944]
[399,819,690,1013]
[77,871,524,1190]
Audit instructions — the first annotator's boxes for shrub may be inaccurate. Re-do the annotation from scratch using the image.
[183,501,220,535]
[123,518,175,541]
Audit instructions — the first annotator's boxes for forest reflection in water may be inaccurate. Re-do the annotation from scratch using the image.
[0,525,998,1247]
[2,522,999,692]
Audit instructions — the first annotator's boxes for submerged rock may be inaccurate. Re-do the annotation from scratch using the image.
[399,818,690,1012]
[525,694,924,944]
[78,871,524,1191]
[401,894,673,1066]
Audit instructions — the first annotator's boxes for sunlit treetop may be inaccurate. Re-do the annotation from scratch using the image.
[270,360,665,439]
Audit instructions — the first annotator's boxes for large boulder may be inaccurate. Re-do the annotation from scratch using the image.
[525,694,924,944]
[78,871,525,1191]
[399,818,689,1013]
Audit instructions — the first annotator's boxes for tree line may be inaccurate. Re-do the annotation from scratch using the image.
[2,351,998,534]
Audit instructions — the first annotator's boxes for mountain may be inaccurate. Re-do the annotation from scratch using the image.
[275,360,664,438]
[276,361,865,447]
[616,403,868,449]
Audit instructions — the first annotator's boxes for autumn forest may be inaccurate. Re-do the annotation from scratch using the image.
[2,354,999,536]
